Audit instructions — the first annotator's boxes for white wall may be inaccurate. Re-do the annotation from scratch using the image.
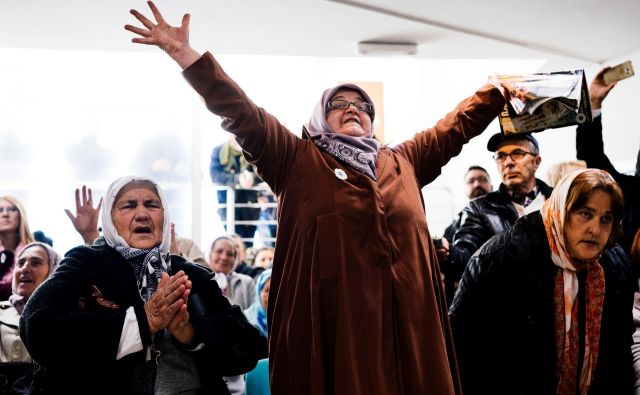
[1,48,637,253]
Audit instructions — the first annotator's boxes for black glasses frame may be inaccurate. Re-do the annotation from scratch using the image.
[327,99,373,113]
[493,149,536,163]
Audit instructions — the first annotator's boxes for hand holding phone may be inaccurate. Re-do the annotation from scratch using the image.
[603,61,634,85]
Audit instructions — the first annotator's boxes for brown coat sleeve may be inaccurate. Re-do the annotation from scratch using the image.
[393,84,505,187]
[181,52,299,195]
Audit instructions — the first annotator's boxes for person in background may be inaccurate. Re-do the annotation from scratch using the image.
[0,196,35,301]
[170,222,207,267]
[0,242,60,393]
[32,231,53,247]
[209,236,256,310]
[450,169,634,394]
[436,165,493,304]
[547,160,587,188]
[255,190,277,247]
[576,67,640,255]
[210,135,260,247]
[21,175,260,393]
[243,269,272,359]
[125,3,506,393]
[448,133,553,286]
[252,247,274,270]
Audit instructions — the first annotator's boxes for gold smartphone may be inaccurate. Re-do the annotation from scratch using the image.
[603,61,634,84]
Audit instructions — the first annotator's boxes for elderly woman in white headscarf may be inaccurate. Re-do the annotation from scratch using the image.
[1,242,60,362]
[0,242,60,394]
[20,176,261,394]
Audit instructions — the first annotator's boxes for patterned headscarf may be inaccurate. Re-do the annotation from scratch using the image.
[100,176,172,302]
[307,83,380,180]
[540,168,607,394]
[10,242,61,314]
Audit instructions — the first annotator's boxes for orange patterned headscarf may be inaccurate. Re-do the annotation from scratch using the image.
[540,168,606,394]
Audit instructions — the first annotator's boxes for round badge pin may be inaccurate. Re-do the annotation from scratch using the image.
[334,168,347,180]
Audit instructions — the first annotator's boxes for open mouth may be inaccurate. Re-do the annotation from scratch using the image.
[19,277,33,284]
[133,226,152,234]
[343,116,360,125]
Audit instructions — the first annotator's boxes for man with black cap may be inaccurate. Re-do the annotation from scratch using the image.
[577,68,640,255]
[445,132,553,284]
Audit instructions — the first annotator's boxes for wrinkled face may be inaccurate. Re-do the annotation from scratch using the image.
[210,239,236,274]
[112,185,164,249]
[494,140,540,192]
[0,198,20,234]
[325,89,373,138]
[465,169,492,199]
[254,249,274,269]
[564,190,614,261]
[14,245,50,297]
[260,278,271,310]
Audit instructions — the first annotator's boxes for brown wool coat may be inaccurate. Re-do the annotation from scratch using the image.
[184,52,505,395]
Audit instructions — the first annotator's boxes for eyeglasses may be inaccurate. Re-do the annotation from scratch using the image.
[493,149,536,163]
[327,99,373,113]
[0,206,18,214]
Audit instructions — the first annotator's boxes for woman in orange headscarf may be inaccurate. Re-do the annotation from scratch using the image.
[450,169,634,394]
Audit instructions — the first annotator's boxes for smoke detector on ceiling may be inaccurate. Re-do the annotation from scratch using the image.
[357,41,418,56]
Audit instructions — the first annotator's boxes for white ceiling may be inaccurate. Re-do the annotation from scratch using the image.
[2,0,638,65]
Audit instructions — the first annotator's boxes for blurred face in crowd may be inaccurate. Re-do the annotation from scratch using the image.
[0,198,20,234]
[210,238,236,274]
[14,245,50,297]
[260,278,271,310]
[564,190,614,261]
[326,90,373,138]
[112,184,164,249]
[254,249,274,269]
[465,169,492,199]
[494,140,541,194]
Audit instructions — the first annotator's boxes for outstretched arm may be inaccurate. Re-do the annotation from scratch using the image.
[125,1,200,70]
[64,185,102,245]
[576,68,622,178]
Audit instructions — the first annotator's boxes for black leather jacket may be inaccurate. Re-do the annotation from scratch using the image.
[446,179,553,281]
[449,212,635,395]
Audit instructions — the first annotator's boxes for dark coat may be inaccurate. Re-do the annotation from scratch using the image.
[448,179,553,281]
[183,52,505,395]
[449,211,635,395]
[577,115,640,255]
[20,244,261,395]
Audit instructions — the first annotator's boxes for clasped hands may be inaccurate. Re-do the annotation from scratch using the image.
[144,270,195,346]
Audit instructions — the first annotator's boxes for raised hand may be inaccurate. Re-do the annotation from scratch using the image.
[125,1,199,69]
[64,185,102,245]
[144,271,191,336]
[589,68,616,110]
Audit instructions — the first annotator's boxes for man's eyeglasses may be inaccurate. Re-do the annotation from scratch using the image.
[327,99,373,113]
[493,149,536,163]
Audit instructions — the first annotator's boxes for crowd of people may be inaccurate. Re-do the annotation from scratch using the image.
[0,2,638,394]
